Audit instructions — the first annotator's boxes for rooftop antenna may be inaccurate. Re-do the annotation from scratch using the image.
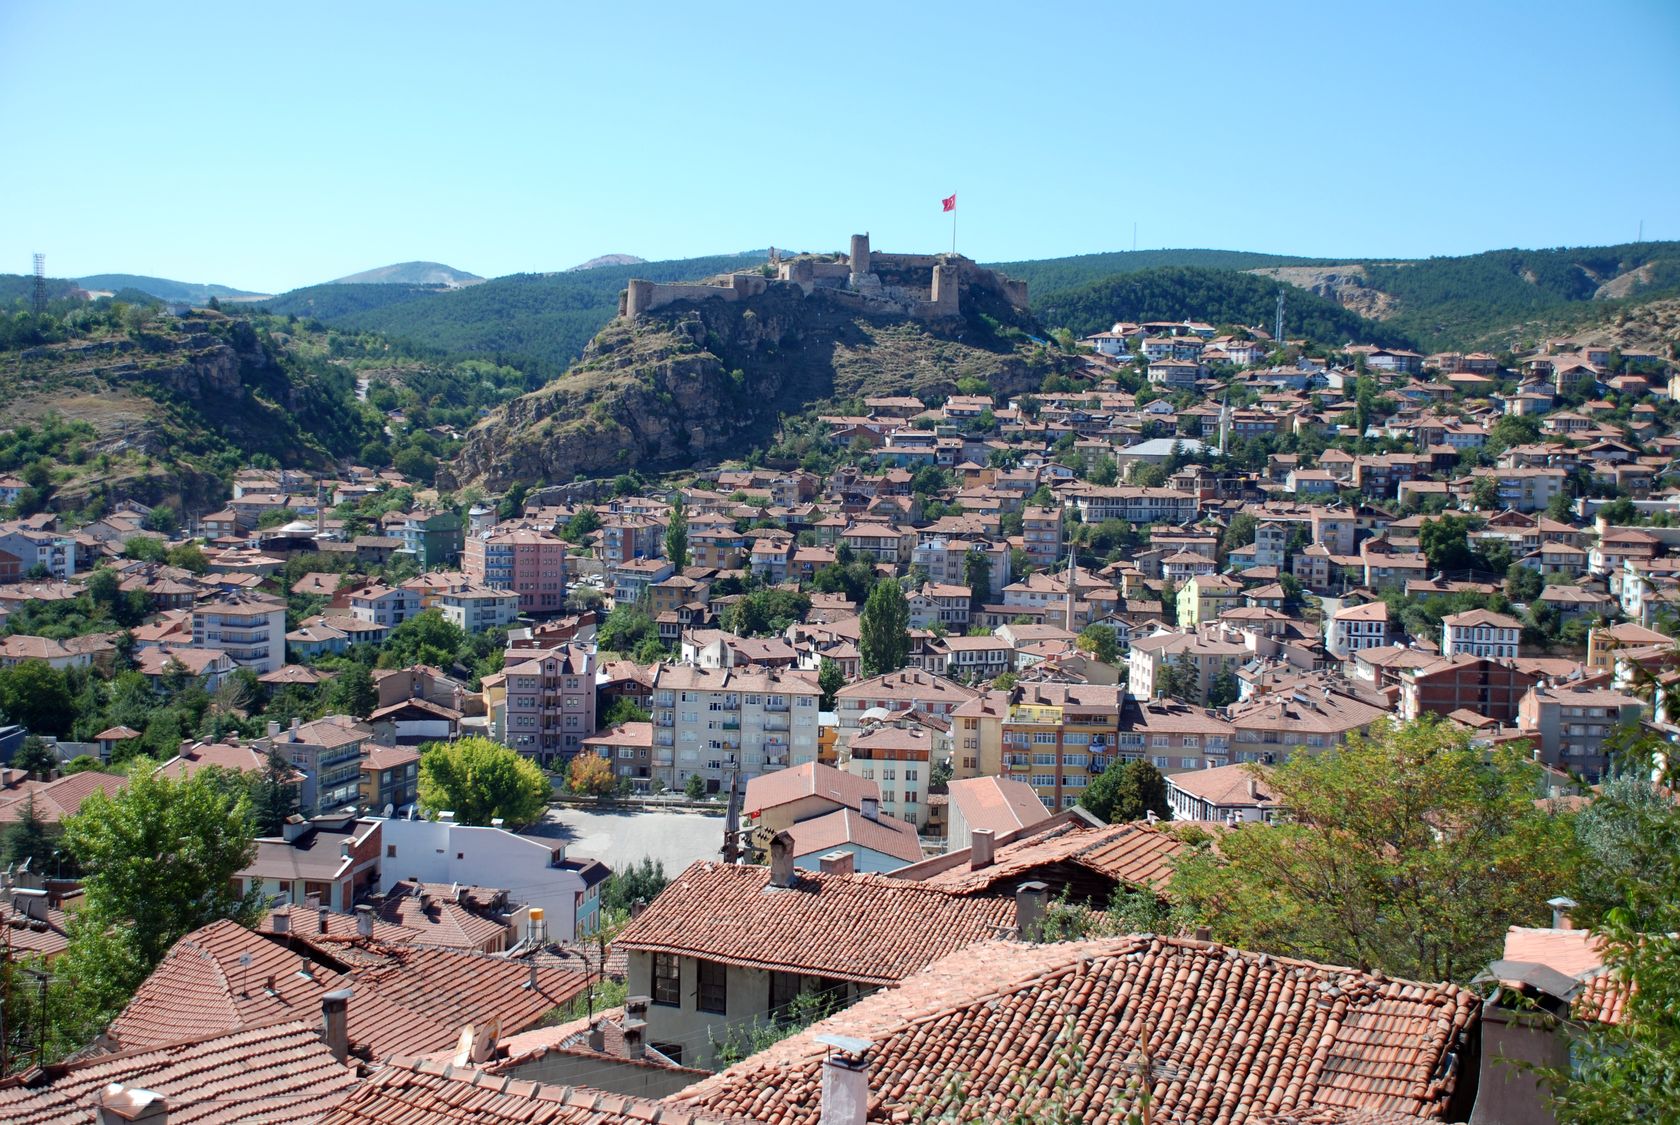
[31,254,46,316]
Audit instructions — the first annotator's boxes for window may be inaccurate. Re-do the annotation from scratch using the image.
[697,959,727,1014]
[385,845,396,858]
[653,954,680,1006]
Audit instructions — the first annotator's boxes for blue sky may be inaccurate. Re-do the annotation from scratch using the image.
[2,0,1677,293]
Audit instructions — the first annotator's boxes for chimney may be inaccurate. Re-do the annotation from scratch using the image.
[281,815,307,843]
[317,905,330,934]
[768,831,797,888]
[1015,880,1049,942]
[1246,776,1259,800]
[12,887,47,922]
[289,716,301,742]
[271,909,290,935]
[1194,925,1212,942]
[625,995,650,1022]
[321,988,352,1064]
[1549,896,1578,930]
[819,851,855,877]
[587,1020,607,1052]
[356,903,373,938]
[818,1037,872,1125]
[526,961,539,991]
[622,1015,647,1061]
[267,720,280,739]
[859,796,879,823]
[970,828,996,870]
[93,1084,167,1125]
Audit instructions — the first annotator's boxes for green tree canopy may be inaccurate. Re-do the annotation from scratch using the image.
[1172,717,1579,982]
[858,579,911,677]
[817,658,844,711]
[418,736,549,826]
[326,663,378,719]
[665,498,689,569]
[1079,759,1170,825]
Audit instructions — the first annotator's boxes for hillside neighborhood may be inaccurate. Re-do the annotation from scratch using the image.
[0,295,1674,1122]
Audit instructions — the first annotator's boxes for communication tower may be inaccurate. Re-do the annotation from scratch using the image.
[32,254,47,315]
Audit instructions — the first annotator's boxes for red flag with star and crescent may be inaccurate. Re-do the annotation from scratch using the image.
[942,193,956,212]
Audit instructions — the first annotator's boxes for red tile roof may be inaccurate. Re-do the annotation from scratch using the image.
[894,819,1190,895]
[0,1020,358,1125]
[105,920,589,1059]
[317,1058,747,1125]
[0,771,126,824]
[615,862,1015,986]
[945,775,1050,837]
[672,936,1479,1124]
[744,762,879,816]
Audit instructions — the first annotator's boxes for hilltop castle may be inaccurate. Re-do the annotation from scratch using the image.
[619,233,1029,322]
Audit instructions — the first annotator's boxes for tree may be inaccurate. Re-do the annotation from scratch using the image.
[818,658,844,711]
[1155,654,1199,704]
[60,768,260,998]
[1506,563,1544,603]
[0,660,76,737]
[248,749,299,836]
[597,602,658,656]
[1470,476,1501,511]
[963,549,992,607]
[665,498,689,569]
[858,579,910,677]
[1076,624,1118,664]
[567,753,617,798]
[684,773,707,800]
[1207,666,1240,708]
[10,735,59,780]
[1079,760,1170,825]
[3,794,57,873]
[1172,717,1579,982]
[562,507,601,543]
[602,696,652,727]
[417,737,550,826]
[326,663,377,719]
[1419,515,1476,574]
[1220,512,1258,558]
[601,857,668,916]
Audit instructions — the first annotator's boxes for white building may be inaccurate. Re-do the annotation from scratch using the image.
[369,815,608,941]
[1440,609,1522,661]
[647,664,823,793]
[440,586,521,633]
[1326,601,1389,659]
[191,591,287,673]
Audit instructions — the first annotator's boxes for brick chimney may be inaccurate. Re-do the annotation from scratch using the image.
[1548,896,1578,930]
[625,995,650,1022]
[970,828,996,870]
[819,851,855,877]
[1015,880,1049,941]
[588,1020,606,1052]
[768,831,797,888]
[321,988,352,1064]
[622,1014,647,1061]
[93,1084,167,1125]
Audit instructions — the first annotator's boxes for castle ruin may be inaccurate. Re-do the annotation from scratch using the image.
[619,233,1029,322]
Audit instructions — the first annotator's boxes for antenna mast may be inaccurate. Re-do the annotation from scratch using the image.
[31,254,46,316]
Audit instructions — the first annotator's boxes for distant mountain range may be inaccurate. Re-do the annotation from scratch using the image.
[328,261,483,287]
[76,274,268,303]
[568,254,646,271]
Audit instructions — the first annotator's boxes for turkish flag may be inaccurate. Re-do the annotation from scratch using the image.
[942,193,956,212]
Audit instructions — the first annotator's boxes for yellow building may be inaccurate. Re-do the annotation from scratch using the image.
[1176,572,1243,627]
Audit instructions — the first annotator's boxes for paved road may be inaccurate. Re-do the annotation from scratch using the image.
[527,805,727,875]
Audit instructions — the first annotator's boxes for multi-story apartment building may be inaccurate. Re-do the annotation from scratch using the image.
[598,514,664,565]
[844,724,936,827]
[394,508,464,569]
[439,587,521,633]
[910,537,1007,593]
[835,670,980,739]
[1069,486,1200,525]
[191,591,287,673]
[1114,697,1236,774]
[1021,506,1062,569]
[1397,656,1540,724]
[255,716,369,814]
[1326,601,1389,659]
[1127,628,1248,705]
[907,583,972,630]
[1440,609,1522,660]
[981,683,1124,811]
[360,744,420,813]
[1176,573,1243,627]
[1224,684,1389,763]
[1515,684,1646,780]
[647,664,821,793]
[346,582,421,628]
[464,529,567,615]
[499,644,596,764]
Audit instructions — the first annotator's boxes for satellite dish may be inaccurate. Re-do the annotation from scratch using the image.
[383,804,394,818]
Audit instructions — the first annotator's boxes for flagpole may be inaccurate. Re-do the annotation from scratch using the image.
[951,191,956,255]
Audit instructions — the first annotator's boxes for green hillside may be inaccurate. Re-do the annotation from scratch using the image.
[989,249,1328,298]
[76,274,267,303]
[259,251,769,374]
[1034,266,1415,348]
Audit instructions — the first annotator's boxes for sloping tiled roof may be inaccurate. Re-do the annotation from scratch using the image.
[0,1020,358,1125]
[105,920,590,1059]
[944,776,1050,837]
[614,862,1014,986]
[744,762,878,816]
[783,807,923,864]
[672,936,1479,1125]
[899,820,1189,895]
[316,1058,747,1125]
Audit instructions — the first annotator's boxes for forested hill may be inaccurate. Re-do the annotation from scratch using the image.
[76,274,267,303]
[989,249,1329,297]
[259,251,769,375]
[1035,266,1416,348]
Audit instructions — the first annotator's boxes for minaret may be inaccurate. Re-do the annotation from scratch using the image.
[1064,549,1076,632]
[1217,393,1232,455]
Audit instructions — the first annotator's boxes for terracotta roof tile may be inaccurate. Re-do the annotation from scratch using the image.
[672,936,1479,1124]
[615,862,1015,986]
[899,820,1189,895]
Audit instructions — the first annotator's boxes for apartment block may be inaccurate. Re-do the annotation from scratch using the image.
[191,591,287,674]
[464,529,568,615]
[500,644,597,764]
[647,664,822,793]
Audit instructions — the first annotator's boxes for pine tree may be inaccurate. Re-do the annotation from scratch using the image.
[665,498,689,569]
[859,580,910,677]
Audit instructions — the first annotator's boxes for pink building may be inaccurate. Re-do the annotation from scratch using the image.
[463,529,567,615]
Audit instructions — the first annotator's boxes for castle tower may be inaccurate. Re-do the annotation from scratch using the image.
[930,259,959,317]
[848,233,871,285]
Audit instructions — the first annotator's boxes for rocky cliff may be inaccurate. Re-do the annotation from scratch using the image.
[443,280,1066,491]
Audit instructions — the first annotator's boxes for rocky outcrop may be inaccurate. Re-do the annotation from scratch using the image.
[444,281,1064,491]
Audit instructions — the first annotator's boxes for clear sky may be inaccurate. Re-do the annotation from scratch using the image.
[2,0,1677,293]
